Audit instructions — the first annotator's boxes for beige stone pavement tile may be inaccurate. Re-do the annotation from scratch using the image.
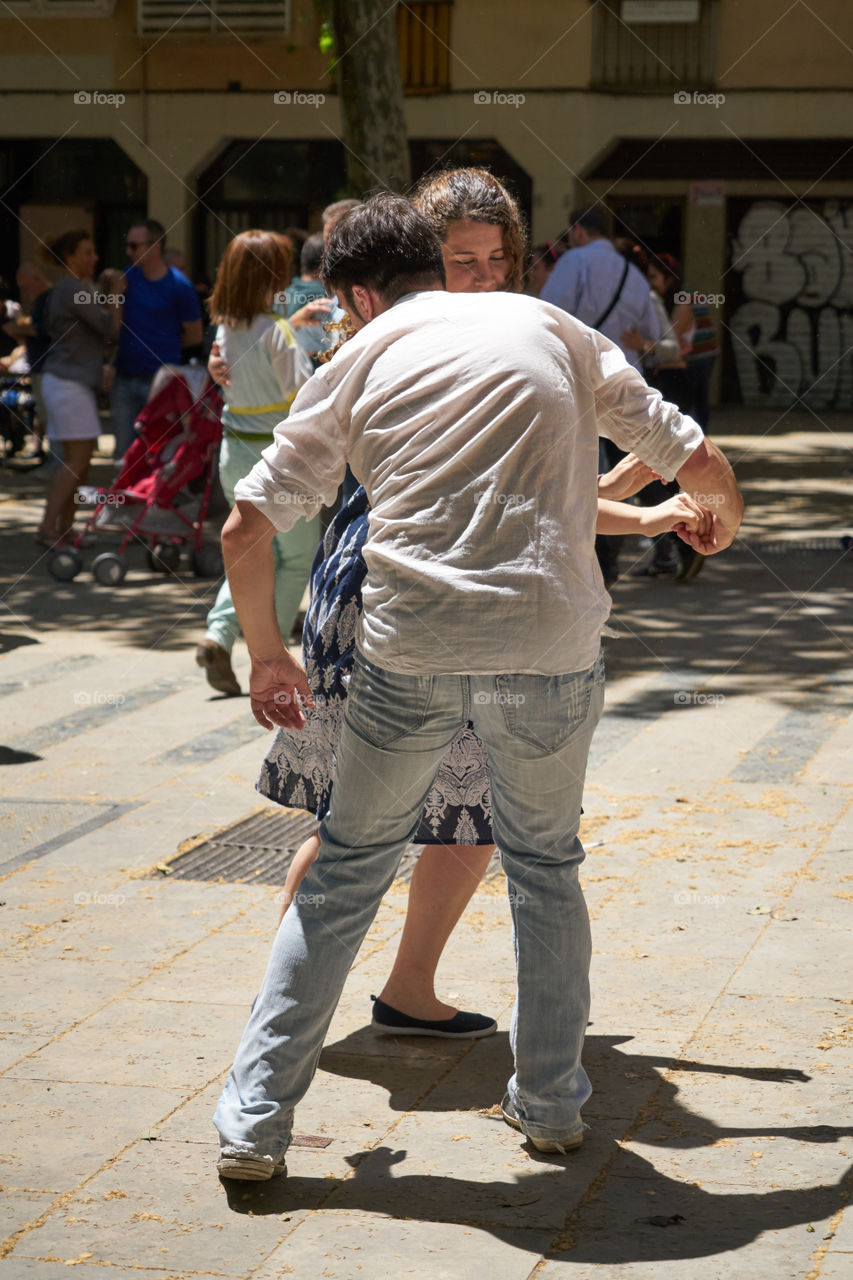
[819,1251,853,1280]
[727,921,850,1000]
[8,999,250,1090]
[0,1190,56,1240]
[588,953,734,1033]
[251,1209,553,1280]
[0,1262,208,1279]
[622,1131,853,1194]
[0,1080,187,1194]
[2,956,153,1038]
[3,1141,308,1276]
[0,1034,51,1075]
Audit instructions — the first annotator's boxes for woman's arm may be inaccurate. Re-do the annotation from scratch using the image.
[597,452,657,501]
[596,492,712,539]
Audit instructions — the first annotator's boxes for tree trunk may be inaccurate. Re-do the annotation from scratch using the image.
[330,0,411,195]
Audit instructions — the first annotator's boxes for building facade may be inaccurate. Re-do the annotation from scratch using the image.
[1,0,850,405]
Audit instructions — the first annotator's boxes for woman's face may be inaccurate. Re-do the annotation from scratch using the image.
[442,220,509,293]
[66,239,98,280]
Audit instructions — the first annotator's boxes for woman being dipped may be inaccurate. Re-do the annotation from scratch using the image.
[262,170,709,1036]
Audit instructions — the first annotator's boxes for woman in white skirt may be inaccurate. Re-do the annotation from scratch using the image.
[36,230,119,547]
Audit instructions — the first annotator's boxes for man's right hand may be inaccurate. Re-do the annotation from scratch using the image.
[249,651,315,732]
[208,341,229,388]
[675,439,743,555]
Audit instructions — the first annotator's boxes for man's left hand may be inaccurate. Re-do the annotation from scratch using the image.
[249,651,315,731]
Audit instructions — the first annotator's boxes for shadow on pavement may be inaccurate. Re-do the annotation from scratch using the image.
[212,1028,853,1263]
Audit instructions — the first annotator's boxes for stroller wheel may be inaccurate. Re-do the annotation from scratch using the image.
[92,552,127,586]
[148,542,180,574]
[48,547,83,582]
[192,543,224,578]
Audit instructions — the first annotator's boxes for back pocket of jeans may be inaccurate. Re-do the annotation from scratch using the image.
[347,659,434,748]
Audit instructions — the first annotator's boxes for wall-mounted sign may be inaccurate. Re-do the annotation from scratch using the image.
[622,1,701,23]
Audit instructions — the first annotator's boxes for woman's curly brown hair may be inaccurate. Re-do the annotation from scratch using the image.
[412,167,528,293]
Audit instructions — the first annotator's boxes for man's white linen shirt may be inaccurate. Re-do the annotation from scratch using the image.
[234,290,703,676]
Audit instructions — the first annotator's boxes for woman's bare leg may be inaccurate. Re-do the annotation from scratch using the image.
[277,831,320,925]
[276,832,495,1018]
[378,842,495,1020]
[39,438,95,539]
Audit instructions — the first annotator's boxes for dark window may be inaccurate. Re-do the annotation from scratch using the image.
[591,0,717,90]
[397,2,453,94]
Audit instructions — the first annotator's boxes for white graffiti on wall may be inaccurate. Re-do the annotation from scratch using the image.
[729,201,853,408]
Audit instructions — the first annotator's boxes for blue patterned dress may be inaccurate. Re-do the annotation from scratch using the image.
[257,486,494,844]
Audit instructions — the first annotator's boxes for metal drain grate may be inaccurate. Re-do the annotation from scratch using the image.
[157,807,429,885]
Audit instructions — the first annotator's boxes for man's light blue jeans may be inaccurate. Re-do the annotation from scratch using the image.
[214,648,605,1155]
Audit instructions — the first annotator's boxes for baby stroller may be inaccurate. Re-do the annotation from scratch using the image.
[49,365,224,586]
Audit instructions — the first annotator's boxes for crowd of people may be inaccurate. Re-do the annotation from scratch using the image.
[5,193,718,591]
[4,175,739,1175]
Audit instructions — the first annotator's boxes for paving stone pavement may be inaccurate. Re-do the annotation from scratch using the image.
[1,411,852,1278]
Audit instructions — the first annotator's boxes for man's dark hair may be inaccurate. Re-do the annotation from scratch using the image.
[300,232,325,278]
[141,218,166,249]
[568,205,613,240]
[321,194,445,306]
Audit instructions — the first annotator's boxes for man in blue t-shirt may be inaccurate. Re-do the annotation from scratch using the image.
[111,219,202,459]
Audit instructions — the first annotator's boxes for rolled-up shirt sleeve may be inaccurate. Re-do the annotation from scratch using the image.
[233,370,349,533]
[587,333,704,481]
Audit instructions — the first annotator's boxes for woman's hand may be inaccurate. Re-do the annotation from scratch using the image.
[641,492,712,540]
[598,453,659,501]
[248,650,315,731]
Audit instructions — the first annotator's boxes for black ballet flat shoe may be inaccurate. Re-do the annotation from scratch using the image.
[370,994,497,1038]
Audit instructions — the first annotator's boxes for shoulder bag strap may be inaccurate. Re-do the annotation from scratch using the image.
[592,258,630,331]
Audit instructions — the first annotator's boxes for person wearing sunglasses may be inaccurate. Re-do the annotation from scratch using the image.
[110,219,203,461]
